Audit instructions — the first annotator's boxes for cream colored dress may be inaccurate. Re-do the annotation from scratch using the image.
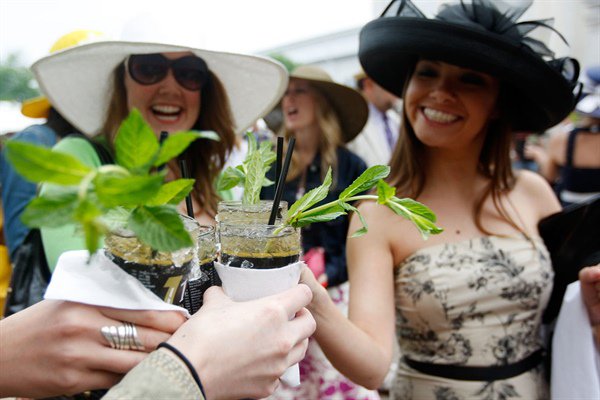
[392,236,553,400]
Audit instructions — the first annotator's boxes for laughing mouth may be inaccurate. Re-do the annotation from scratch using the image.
[422,107,460,123]
[286,107,299,117]
[152,105,182,121]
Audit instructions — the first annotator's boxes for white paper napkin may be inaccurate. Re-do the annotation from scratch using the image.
[45,250,190,317]
[552,282,600,399]
[214,261,304,386]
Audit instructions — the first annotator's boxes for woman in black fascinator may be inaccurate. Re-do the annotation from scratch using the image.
[299,1,600,398]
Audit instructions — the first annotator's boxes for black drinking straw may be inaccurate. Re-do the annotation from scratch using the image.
[179,159,195,218]
[275,136,283,186]
[268,137,295,225]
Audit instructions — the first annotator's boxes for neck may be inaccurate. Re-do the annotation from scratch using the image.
[422,146,482,191]
[293,126,320,164]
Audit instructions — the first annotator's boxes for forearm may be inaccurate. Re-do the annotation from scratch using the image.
[310,293,392,389]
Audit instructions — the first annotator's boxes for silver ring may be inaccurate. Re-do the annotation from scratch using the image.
[101,322,144,351]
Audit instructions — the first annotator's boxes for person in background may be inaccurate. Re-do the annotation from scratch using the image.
[347,70,400,167]
[525,65,600,206]
[262,65,378,399]
[0,285,315,400]
[511,131,541,172]
[31,29,286,270]
[300,1,600,398]
[0,30,103,261]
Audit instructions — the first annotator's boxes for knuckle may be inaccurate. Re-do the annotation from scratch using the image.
[52,368,82,394]
[275,336,294,356]
[262,303,286,323]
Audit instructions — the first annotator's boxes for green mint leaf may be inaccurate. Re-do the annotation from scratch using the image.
[288,202,345,228]
[339,165,390,200]
[100,207,131,232]
[217,166,245,191]
[153,130,219,167]
[83,221,103,255]
[5,141,92,185]
[129,205,194,252]
[246,131,258,153]
[239,132,276,203]
[288,167,333,224]
[72,198,105,254]
[259,140,276,165]
[376,180,396,204]
[21,192,78,228]
[114,109,159,172]
[340,202,369,238]
[291,211,347,228]
[94,173,164,207]
[393,197,437,222]
[147,179,195,206]
[262,176,275,188]
[242,150,264,205]
[385,198,443,239]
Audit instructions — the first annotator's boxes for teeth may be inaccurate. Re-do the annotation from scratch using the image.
[152,105,181,115]
[155,115,178,121]
[423,107,459,123]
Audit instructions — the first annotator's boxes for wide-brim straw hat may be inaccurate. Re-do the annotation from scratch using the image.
[31,41,288,135]
[359,0,580,132]
[22,29,106,119]
[290,65,368,142]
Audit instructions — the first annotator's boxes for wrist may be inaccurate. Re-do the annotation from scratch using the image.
[158,342,207,398]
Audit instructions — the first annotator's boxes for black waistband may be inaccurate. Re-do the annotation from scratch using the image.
[403,349,544,381]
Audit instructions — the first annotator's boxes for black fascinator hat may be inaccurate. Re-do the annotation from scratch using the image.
[359,0,581,131]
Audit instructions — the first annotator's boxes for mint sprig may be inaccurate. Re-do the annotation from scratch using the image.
[286,165,443,239]
[217,132,275,204]
[5,108,219,254]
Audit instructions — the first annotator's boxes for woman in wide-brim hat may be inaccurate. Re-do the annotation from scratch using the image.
[260,65,375,398]
[299,1,599,399]
[33,36,287,270]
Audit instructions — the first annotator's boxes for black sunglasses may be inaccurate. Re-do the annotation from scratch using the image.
[126,53,210,91]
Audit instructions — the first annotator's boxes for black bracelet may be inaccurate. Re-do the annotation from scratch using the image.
[158,342,207,398]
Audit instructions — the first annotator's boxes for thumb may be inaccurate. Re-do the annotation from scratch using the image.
[202,286,230,306]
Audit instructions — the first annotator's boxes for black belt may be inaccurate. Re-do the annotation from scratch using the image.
[404,349,544,381]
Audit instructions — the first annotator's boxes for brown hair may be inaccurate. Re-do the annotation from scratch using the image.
[388,72,522,236]
[100,62,236,216]
[280,83,343,187]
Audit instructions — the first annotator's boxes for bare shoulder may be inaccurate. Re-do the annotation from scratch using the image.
[350,200,394,234]
[513,170,561,220]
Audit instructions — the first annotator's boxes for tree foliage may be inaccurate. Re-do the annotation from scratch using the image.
[268,53,301,73]
[0,53,40,102]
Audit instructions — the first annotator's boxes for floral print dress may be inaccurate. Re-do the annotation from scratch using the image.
[391,236,553,400]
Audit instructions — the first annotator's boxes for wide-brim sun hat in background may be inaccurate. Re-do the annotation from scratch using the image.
[32,41,288,136]
[21,29,106,119]
[290,65,368,142]
[359,0,581,132]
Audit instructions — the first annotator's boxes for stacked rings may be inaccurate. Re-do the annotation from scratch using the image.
[101,322,144,351]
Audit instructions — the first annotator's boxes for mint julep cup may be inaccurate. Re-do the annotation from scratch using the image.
[104,215,198,305]
[182,224,218,313]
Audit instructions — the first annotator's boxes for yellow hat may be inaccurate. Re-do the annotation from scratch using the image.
[21,30,105,119]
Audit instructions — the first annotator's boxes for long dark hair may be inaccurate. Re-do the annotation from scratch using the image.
[100,62,236,216]
[388,67,523,235]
